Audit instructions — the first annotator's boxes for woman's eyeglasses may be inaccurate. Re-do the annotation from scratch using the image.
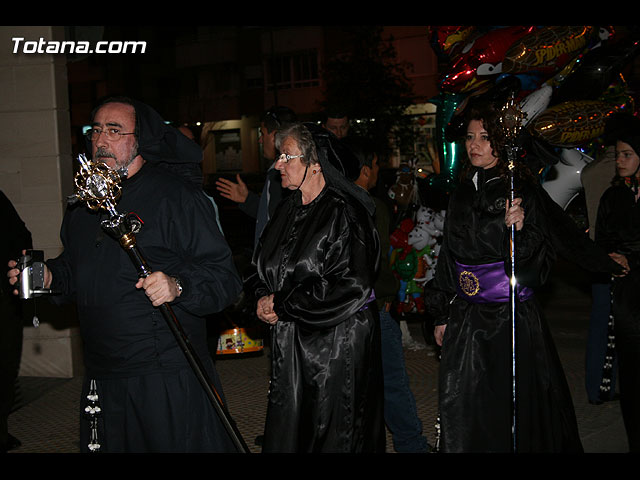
[278,153,304,163]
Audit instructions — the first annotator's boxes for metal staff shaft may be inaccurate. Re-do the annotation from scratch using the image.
[115,229,251,454]
[508,156,517,453]
[500,95,525,453]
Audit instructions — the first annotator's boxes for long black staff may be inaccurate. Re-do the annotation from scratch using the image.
[74,154,250,454]
[499,96,526,452]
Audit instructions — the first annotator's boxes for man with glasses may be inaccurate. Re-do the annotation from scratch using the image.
[215,106,297,248]
[8,97,242,453]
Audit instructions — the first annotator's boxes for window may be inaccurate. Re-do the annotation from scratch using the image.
[265,49,319,90]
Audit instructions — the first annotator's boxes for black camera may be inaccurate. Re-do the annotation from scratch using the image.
[17,249,54,299]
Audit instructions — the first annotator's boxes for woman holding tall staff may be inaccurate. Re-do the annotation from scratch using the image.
[427,102,624,452]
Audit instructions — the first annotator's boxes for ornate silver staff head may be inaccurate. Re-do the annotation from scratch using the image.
[74,154,122,217]
[499,94,527,170]
[500,94,526,141]
[73,154,143,243]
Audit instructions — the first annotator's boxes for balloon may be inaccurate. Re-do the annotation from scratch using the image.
[553,37,640,104]
[440,26,536,94]
[529,100,621,147]
[427,91,467,191]
[541,148,593,208]
[519,83,553,126]
[599,82,635,115]
[505,73,547,96]
[429,26,476,60]
[502,26,600,77]
[547,27,616,87]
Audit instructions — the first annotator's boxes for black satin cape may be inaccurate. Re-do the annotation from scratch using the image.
[427,166,622,453]
[596,181,640,452]
[254,185,385,453]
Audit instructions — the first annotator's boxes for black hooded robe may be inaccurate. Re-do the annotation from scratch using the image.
[48,164,242,452]
[254,185,385,453]
[428,166,620,453]
[47,99,243,452]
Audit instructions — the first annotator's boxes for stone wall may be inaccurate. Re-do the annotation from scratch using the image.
[0,26,82,378]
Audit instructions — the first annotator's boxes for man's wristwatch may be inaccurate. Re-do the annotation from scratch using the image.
[172,276,183,296]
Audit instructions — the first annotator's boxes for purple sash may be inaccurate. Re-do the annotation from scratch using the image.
[455,260,533,304]
[358,289,376,311]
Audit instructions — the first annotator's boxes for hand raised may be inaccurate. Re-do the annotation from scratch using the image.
[215,174,249,203]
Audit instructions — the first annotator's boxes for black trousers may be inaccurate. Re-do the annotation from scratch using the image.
[612,273,640,452]
[0,292,23,449]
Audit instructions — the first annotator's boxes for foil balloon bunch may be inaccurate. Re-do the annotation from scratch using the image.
[426,25,640,204]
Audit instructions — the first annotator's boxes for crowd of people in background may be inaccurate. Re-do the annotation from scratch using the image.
[3,94,640,454]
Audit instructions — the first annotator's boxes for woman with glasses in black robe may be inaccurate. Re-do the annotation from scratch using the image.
[253,123,385,453]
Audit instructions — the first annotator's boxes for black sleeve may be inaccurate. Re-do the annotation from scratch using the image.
[0,190,32,261]
[166,191,243,316]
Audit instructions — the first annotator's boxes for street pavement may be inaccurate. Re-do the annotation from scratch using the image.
[5,259,630,455]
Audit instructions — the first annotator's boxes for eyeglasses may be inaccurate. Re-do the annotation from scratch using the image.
[278,153,304,163]
[85,127,136,142]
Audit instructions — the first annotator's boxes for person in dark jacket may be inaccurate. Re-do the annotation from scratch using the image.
[345,136,430,453]
[0,190,32,452]
[595,113,640,452]
[215,106,297,248]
